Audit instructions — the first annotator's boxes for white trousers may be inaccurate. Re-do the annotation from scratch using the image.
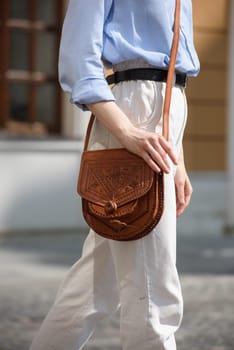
[29,80,187,350]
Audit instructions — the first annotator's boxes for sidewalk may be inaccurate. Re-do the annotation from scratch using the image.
[0,173,234,350]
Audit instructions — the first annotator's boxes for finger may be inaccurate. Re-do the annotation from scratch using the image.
[149,142,171,171]
[177,208,185,217]
[158,136,178,165]
[139,139,167,173]
[142,152,161,173]
[178,194,190,216]
[184,192,191,207]
[177,179,193,216]
[146,144,171,173]
[175,182,185,217]
[176,201,185,217]
[184,181,193,207]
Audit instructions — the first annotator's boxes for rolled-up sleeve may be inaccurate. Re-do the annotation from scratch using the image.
[58,0,115,110]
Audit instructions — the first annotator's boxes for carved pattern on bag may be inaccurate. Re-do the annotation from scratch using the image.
[78,148,164,240]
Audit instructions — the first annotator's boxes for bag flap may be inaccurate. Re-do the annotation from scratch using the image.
[78,148,154,207]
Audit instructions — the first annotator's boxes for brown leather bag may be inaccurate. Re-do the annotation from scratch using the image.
[77,0,181,241]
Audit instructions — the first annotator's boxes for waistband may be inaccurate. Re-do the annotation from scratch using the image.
[112,59,159,72]
[109,59,187,88]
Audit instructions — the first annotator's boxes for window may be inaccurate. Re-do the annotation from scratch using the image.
[0,0,64,136]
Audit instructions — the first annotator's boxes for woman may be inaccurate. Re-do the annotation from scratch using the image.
[29,0,199,349]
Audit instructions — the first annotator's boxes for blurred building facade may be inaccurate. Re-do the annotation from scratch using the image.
[186,0,228,171]
[0,0,233,233]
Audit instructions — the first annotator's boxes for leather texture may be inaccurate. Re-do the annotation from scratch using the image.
[77,0,180,241]
[78,148,164,241]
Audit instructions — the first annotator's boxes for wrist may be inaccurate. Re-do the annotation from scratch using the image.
[87,101,134,141]
[116,123,136,144]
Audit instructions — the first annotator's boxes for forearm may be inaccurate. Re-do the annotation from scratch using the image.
[86,101,133,143]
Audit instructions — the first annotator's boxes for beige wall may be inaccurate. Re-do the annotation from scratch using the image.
[184,0,229,170]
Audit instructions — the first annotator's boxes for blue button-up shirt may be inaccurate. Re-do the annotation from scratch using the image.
[59,0,200,109]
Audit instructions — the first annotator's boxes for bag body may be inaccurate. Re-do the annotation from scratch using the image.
[78,148,164,241]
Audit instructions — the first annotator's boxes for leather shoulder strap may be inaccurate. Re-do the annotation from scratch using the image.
[84,0,181,150]
[83,113,95,151]
[162,0,181,141]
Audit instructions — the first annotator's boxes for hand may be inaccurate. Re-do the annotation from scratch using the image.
[119,125,178,174]
[86,101,178,174]
[174,163,193,217]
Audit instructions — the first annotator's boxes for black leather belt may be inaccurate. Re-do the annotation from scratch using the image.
[106,68,187,87]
